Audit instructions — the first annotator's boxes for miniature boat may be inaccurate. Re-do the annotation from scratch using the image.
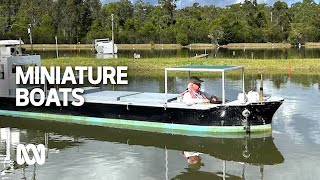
[94,38,117,54]
[0,42,284,136]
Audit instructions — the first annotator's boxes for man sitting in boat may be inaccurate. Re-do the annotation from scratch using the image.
[180,76,218,104]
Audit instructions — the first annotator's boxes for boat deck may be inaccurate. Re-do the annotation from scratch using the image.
[81,89,283,108]
[40,87,283,110]
[79,90,221,109]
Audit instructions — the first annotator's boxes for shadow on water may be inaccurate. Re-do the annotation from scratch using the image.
[0,116,284,179]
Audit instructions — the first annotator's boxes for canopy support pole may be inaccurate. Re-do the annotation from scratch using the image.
[222,71,225,104]
[165,69,168,102]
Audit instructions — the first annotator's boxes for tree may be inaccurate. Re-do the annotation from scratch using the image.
[288,23,317,44]
[0,0,22,38]
[290,0,319,42]
[16,0,53,26]
[9,0,54,43]
[255,10,268,28]
[208,24,223,45]
[272,1,291,42]
[53,0,101,43]
[34,14,55,43]
[158,0,178,25]
[86,20,107,43]
[134,0,153,23]
[1,0,319,44]
[140,21,158,43]
[176,31,188,45]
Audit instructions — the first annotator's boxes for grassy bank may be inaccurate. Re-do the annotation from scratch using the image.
[42,57,320,76]
[305,42,320,48]
[183,43,216,49]
[23,44,182,50]
[24,44,93,49]
[227,43,292,49]
[22,42,310,50]
[120,44,182,49]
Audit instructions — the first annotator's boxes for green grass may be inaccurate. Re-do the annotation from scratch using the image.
[227,43,291,49]
[42,57,320,76]
[23,43,182,50]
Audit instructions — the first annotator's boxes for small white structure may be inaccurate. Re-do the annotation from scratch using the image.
[133,53,140,59]
[94,38,118,54]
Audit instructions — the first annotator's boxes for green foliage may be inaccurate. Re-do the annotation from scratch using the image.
[34,14,56,43]
[1,0,320,45]
[0,0,22,38]
[158,0,177,25]
[176,31,188,45]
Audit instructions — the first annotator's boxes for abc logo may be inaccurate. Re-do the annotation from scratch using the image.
[16,144,46,165]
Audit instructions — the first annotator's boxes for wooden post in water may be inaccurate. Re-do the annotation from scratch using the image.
[28,24,33,55]
[111,14,115,57]
[19,37,22,55]
[55,36,59,58]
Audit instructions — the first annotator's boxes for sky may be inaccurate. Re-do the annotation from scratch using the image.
[100,0,319,8]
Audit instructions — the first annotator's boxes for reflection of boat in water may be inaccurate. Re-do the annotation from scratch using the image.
[95,53,118,59]
[0,117,284,166]
[173,170,243,180]
[0,117,284,179]
[94,38,117,54]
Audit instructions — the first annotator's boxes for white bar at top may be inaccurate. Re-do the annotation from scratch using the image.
[165,66,244,72]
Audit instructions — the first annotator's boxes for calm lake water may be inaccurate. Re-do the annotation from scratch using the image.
[28,47,320,59]
[0,73,320,179]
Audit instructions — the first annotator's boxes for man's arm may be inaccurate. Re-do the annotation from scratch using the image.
[203,92,219,103]
[183,92,208,104]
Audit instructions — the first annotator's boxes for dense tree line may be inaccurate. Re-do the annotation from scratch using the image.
[0,0,319,45]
